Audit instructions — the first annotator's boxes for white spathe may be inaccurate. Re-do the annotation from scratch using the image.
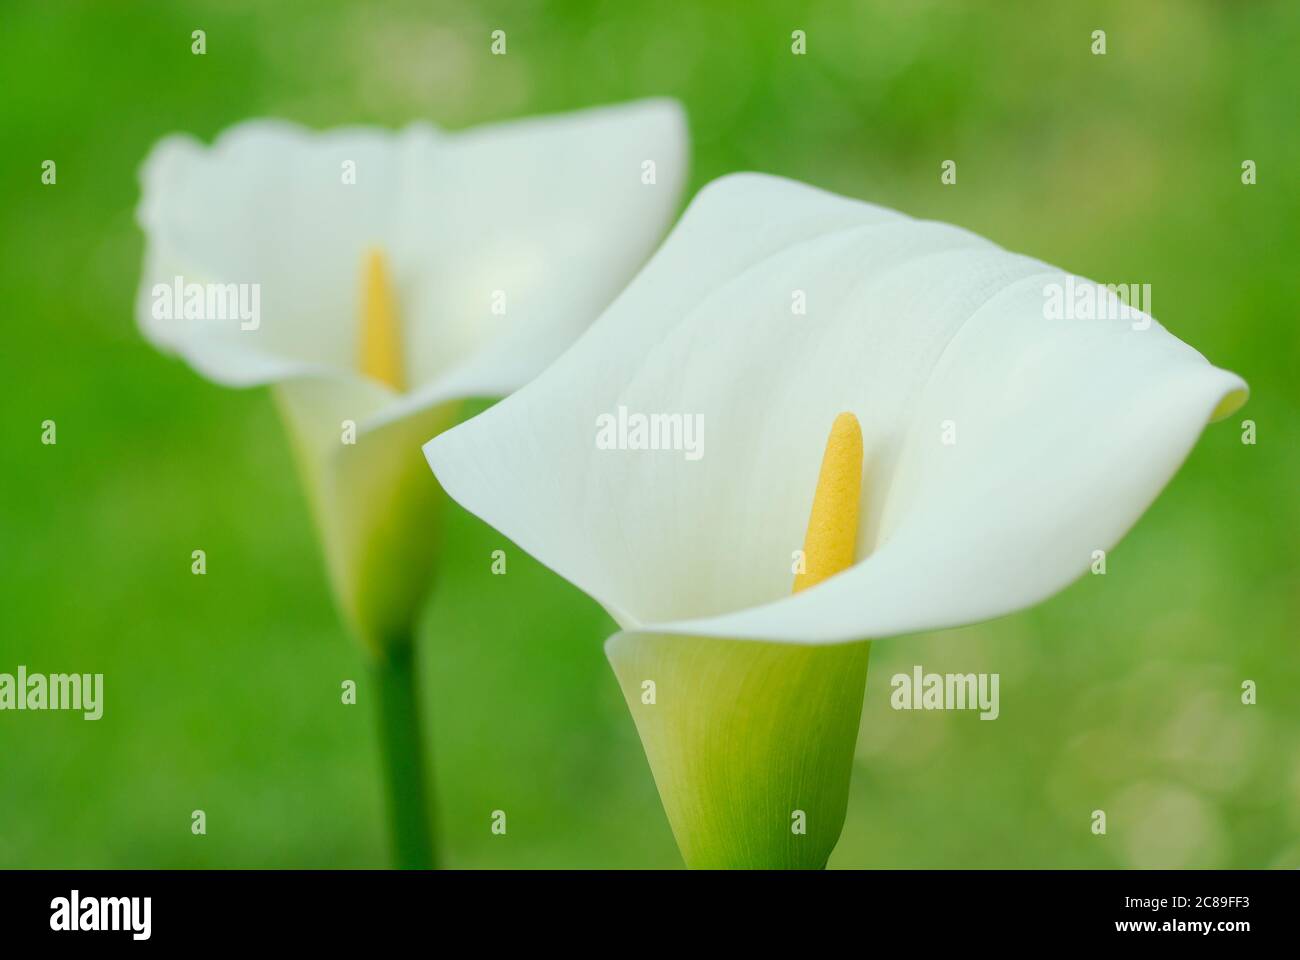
[135,101,689,651]
[424,173,1248,645]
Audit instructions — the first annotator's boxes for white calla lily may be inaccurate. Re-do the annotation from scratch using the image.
[135,101,688,869]
[424,173,1247,868]
[135,100,688,652]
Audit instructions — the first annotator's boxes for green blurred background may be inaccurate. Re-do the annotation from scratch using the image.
[2,0,1297,868]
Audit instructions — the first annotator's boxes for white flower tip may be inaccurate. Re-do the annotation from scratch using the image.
[1208,381,1248,423]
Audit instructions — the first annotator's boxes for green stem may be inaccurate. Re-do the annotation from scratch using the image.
[372,640,436,869]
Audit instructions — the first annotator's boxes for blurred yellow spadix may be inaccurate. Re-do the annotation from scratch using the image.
[359,248,405,391]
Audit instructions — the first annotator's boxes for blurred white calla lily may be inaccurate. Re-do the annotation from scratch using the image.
[135,101,688,868]
[135,100,688,653]
[424,173,1247,868]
